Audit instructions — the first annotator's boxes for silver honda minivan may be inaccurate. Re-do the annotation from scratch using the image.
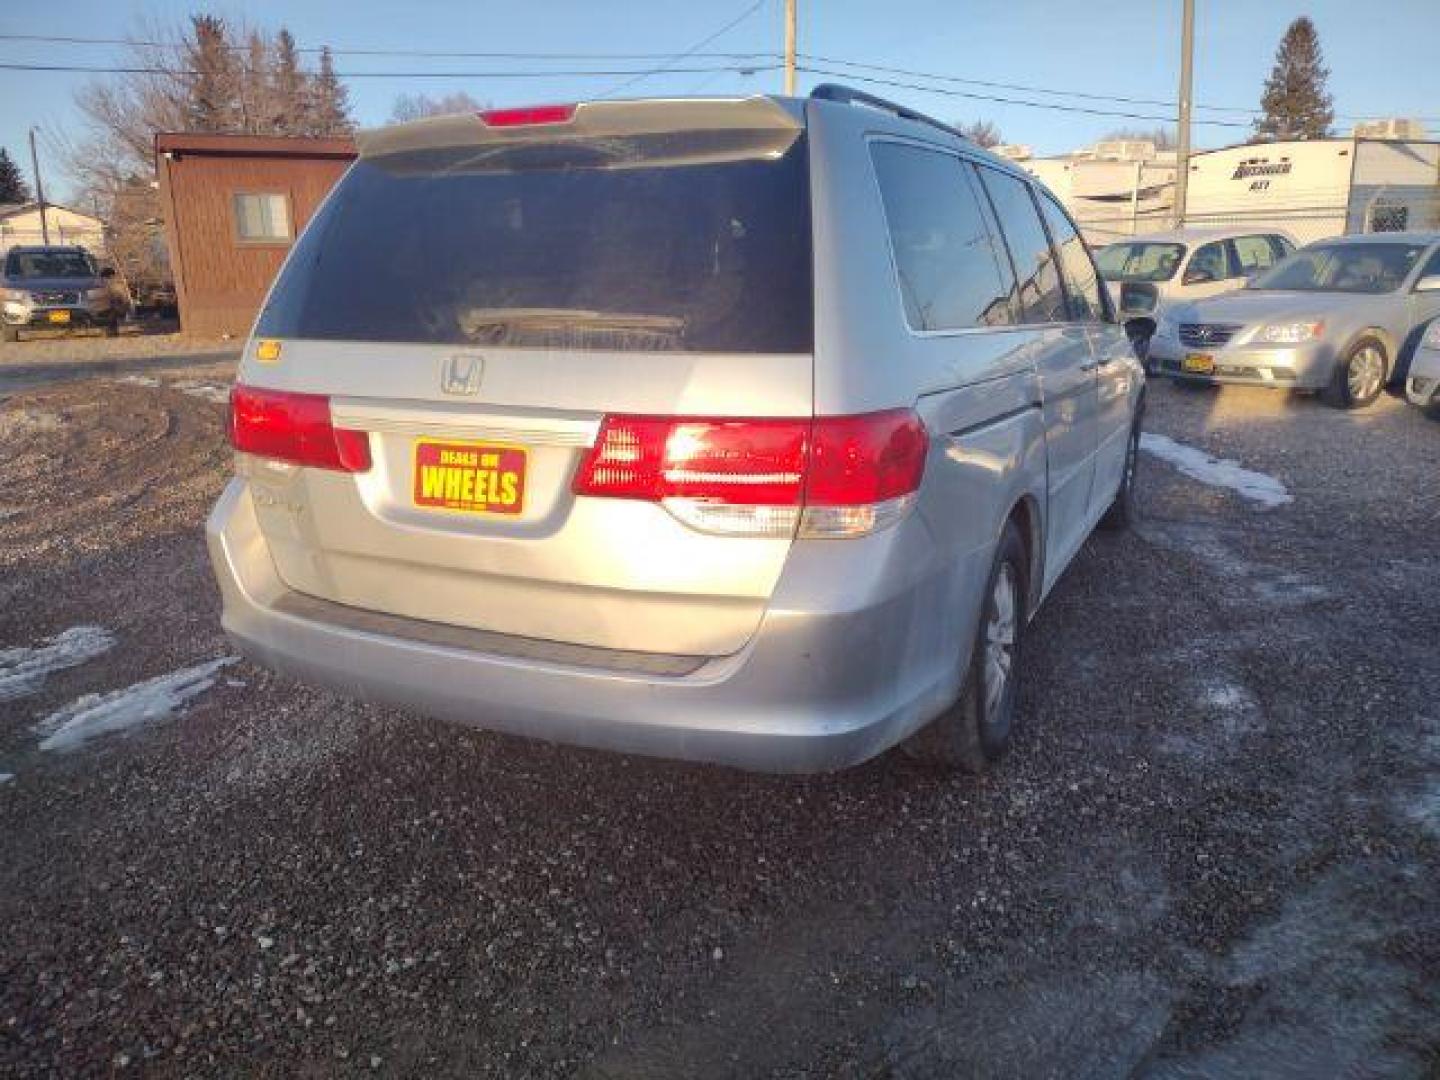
[207,86,1144,773]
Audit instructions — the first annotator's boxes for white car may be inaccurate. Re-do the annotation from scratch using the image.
[1096,227,1296,368]
[1406,319,1440,411]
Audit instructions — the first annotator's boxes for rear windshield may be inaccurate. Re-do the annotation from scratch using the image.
[256,133,813,353]
[1095,242,1185,283]
[5,250,97,279]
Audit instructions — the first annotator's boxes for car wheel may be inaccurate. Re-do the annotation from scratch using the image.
[909,521,1026,772]
[1326,336,1388,409]
[1,325,17,343]
[1100,408,1144,531]
[103,318,120,338]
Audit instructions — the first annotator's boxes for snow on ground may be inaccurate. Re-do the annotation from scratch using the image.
[170,380,230,404]
[0,626,116,702]
[34,657,237,753]
[117,374,159,387]
[1140,433,1293,509]
[0,773,13,785]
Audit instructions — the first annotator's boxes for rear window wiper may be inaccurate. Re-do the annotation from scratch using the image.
[456,308,687,346]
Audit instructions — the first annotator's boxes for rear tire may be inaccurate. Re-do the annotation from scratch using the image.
[1099,408,1143,531]
[909,522,1027,772]
[1325,336,1388,409]
[103,318,120,338]
[1,325,17,343]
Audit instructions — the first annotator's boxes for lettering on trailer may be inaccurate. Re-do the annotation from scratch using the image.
[413,441,526,515]
[1231,161,1292,180]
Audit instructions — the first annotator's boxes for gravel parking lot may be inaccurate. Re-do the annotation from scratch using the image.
[1,362,1437,1077]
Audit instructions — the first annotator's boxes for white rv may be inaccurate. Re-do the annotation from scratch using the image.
[1183,134,1440,245]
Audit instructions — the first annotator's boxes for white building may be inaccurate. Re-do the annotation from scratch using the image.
[1000,140,1177,245]
[0,203,107,258]
[1182,135,1440,245]
[1008,121,1440,249]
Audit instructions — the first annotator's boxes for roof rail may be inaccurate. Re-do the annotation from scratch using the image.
[809,83,971,144]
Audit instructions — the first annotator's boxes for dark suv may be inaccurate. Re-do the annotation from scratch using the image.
[1,246,124,341]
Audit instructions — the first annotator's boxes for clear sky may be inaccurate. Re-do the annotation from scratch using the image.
[3,0,1439,202]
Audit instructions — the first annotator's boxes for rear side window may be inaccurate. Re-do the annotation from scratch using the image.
[1037,193,1104,322]
[869,142,1016,331]
[257,134,813,353]
[1230,235,1279,276]
[1183,241,1234,284]
[976,166,1067,324]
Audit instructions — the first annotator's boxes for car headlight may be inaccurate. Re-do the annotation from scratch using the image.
[3,289,29,303]
[1422,321,1440,349]
[1258,321,1324,344]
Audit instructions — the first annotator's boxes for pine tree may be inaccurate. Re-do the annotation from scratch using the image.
[1254,17,1334,141]
[184,15,238,131]
[309,47,353,135]
[272,29,309,133]
[0,148,31,204]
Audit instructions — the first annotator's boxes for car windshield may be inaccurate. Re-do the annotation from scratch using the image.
[1095,242,1186,283]
[1249,241,1428,294]
[257,132,814,353]
[5,250,97,280]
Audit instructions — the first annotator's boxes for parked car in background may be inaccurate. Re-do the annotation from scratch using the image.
[1096,227,1296,367]
[1406,318,1440,412]
[207,87,1144,775]
[1148,232,1440,408]
[0,245,126,341]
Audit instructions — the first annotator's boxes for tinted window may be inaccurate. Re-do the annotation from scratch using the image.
[869,142,1016,331]
[976,166,1066,323]
[1250,242,1427,294]
[1183,241,1233,285]
[257,135,813,353]
[1095,242,1185,283]
[1037,194,1103,321]
[1230,235,1279,276]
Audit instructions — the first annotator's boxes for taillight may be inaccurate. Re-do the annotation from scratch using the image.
[573,410,927,538]
[478,104,576,127]
[229,384,371,473]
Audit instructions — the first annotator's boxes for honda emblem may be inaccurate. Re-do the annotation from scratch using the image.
[441,354,484,396]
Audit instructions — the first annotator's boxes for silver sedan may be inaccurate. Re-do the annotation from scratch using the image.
[1147,232,1440,408]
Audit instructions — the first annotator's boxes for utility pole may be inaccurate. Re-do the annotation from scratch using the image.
[784,0,797,95]
[1173,0,1195,228]
[28,127,49,245]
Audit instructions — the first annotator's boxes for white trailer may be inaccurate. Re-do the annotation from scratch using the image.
[1182,137,1440,245]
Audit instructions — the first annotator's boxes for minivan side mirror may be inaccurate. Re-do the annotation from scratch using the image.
[1414,273,1440,292]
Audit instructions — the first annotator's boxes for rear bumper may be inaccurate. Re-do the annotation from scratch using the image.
[206,479,976,773]
[1149,337,1336,390]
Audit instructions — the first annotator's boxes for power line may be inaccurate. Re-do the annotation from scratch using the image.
[796,65,1255,128]
[0,61,780,80]
[800,53,1440,124]
[0,32,780,61]
[596,0,771,100]
[3,30,1437,125]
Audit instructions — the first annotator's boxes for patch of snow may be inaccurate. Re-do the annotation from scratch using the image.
[1140,433,1292,509]
[0,626,115,702]
[118,374,159,387]
[34,657,237,752]
[170,380,230,404]
[0,772,13,785]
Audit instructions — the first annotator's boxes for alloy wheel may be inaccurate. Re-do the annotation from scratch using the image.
[984,563,1018,719]
[1348,345,1386,402]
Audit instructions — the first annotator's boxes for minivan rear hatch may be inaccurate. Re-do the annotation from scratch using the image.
[242,97,813,660]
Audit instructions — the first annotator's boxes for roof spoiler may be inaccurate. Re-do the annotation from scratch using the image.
[356,96,803,160]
